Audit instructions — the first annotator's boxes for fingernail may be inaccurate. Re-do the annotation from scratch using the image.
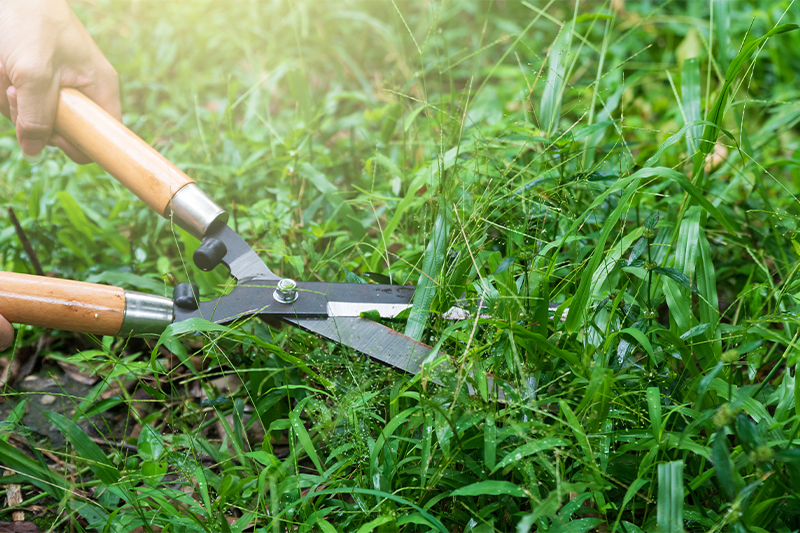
[22,151,44,164]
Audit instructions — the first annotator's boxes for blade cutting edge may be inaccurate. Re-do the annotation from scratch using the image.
[285,316,506,401]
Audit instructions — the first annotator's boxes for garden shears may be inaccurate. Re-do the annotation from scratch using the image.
[0,89,482,387]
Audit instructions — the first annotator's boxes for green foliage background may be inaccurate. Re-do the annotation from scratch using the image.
[2,1,800,532]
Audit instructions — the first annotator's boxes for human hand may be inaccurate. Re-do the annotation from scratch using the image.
[0,0,120,163]
[0,314,12,352]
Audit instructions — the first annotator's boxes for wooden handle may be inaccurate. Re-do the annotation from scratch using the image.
[54,88,194,216]
[0,271,124,336]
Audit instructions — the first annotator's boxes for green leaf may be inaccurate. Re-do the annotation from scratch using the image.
[565,174,641,332]
[679,323,712,340]
[370,407,417,482]
[492,438,570,473]
[290,399,325,475]
[735,413,762,453]
[627,237,648,266]
[713,0,730,72]
[44,411,120,487]
[622,327,655,360]
[141,459,168,487]
[484,413,496,471]
[540,23,571,136]
[405,213,451,341]
[344,269,369,284]
[356,516,394,533]
[681,58,701,153]
[657,461,684,533]
[647,387,663,441]
[698,24,799,164]
[137,424,165,461]
[654,267,697,293]
[643,119,732,168]
[451,480,527,498]
[57,191,97,241]
[304,487,447,533]
[317,520,339,533]
[711,429,735,501]
[611,478,649,533]
[0,438,67,499]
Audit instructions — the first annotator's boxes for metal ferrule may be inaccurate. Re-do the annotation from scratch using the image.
[167,183,229,239]
[119,291,174,337]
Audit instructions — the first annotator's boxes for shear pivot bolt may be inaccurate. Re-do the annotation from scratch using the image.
[273,278,298,304]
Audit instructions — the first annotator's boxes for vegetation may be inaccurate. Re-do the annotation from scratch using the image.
[2,1,800,531]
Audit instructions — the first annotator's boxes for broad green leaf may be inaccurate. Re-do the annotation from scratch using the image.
[138,424,165,461]
[627,237,647,266]
[142,459,168,487]
[655,267,697,293]
[657,461,684,533]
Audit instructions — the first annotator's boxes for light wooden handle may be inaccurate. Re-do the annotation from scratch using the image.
[54,88,194,216]
[0,271,125,336]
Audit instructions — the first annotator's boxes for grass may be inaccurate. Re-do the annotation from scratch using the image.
[2,0,800,531]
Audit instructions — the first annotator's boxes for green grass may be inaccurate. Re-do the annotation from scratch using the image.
[2,0,800,531]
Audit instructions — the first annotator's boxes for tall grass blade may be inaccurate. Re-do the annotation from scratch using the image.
[540,25,571,136]
[713,0,730,73]
[681,58,702,153]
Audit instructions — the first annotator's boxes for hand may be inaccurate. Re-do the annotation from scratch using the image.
[0,0,120,163]
[0,314,12,352]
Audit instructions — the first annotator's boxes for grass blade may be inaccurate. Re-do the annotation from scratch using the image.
[681,58,701,153]
[540,24,571,136]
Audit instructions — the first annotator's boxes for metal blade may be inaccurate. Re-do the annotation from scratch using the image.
[208,225,279,281]
[285,316,506,401]
[177,280,419,324]
[286,316,435,375]
[326,301,411,318]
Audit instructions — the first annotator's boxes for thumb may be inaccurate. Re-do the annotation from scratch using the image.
[11,70,58,160]
[0,314,13,352]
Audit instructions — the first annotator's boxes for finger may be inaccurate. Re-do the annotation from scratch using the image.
[13,70,59,159]
[77,58,121,121]
[7,85,17,125]
[0,64,11,121]
[48,132,91,164]
[0,314,13,352]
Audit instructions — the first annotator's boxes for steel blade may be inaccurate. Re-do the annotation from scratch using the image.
[286,316,435,375]
[177,280,419,323]
[208,225,279,281]
[285,316,506,401]
[326,301,411,318]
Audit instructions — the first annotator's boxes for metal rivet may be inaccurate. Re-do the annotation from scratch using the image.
[273,278,298,304]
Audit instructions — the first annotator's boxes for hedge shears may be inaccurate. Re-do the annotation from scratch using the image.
[0,89,500,394]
